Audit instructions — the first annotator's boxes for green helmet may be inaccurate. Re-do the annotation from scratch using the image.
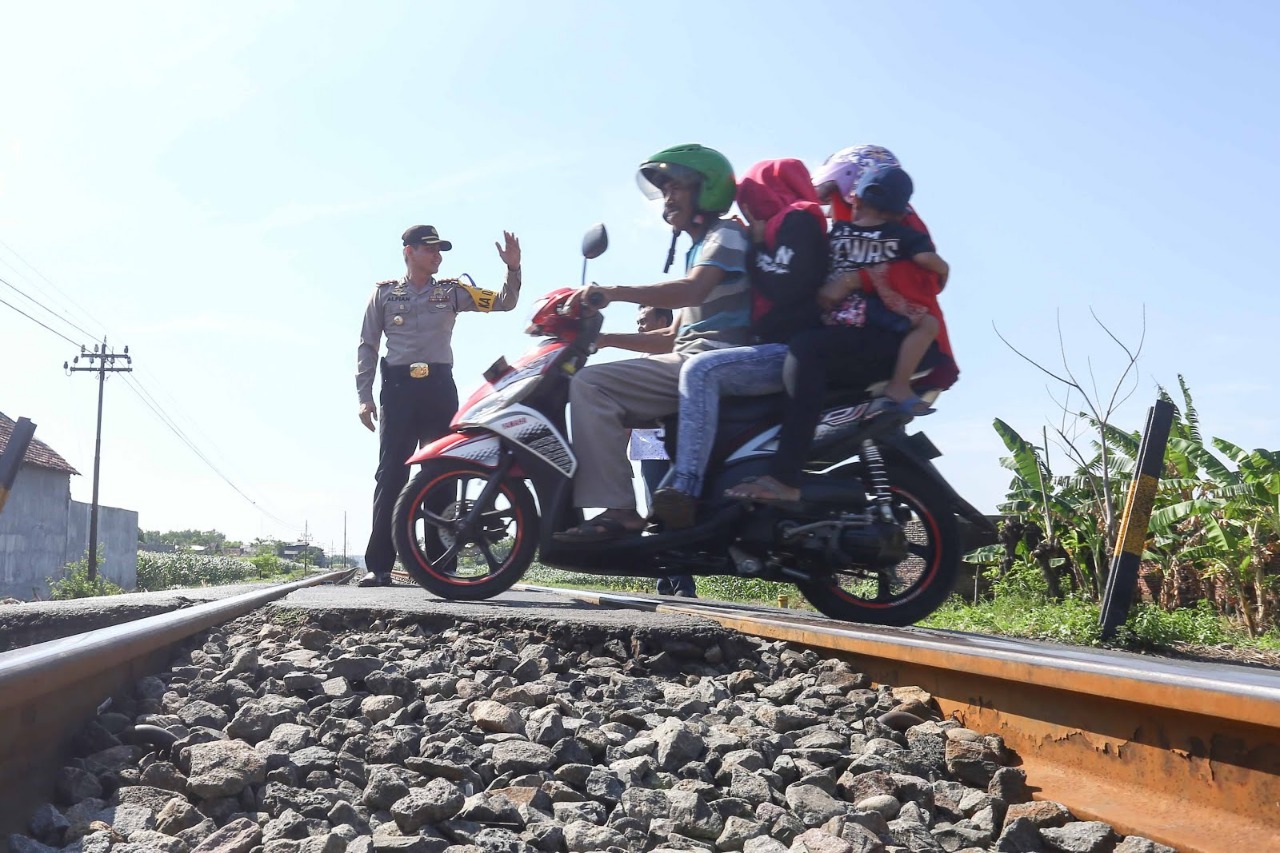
[636,144,736,215]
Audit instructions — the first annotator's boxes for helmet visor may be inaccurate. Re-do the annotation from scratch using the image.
[636,161,704,201]
[813,180,840,203]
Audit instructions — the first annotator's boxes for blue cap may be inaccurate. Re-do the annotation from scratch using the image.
[855,166,914,214]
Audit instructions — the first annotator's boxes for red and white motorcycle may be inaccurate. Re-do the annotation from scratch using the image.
[391,225,993,626]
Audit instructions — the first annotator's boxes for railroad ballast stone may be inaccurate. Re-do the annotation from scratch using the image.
[13,610,1177,853]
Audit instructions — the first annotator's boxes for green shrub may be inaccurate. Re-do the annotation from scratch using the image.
[49,554,124,600]
[1122,600,1232,647]
[250,553,283,578]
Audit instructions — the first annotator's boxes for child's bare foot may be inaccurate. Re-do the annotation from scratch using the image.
[881,380,915,403]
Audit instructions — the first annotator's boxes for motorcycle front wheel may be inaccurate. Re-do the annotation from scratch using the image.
[795,465,959,626]
[392,459,539,600]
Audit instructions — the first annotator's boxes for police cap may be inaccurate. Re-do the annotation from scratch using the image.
[401,225,453,251]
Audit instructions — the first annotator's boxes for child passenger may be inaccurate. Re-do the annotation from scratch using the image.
[819,165,951,416]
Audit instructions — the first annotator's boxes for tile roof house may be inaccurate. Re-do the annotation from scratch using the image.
[0,411,136,599]
[0,412,80,476]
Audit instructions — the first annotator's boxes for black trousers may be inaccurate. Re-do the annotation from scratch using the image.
[365,364,458,576]
[769,326,904,487]
[641,458,696,596]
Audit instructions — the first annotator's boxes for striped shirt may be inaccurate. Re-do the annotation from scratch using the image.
[673,219,751,354]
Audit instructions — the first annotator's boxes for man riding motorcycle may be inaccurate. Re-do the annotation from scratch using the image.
[555,144,751,542]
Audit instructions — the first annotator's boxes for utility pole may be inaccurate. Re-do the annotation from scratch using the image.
[66,339,132,582]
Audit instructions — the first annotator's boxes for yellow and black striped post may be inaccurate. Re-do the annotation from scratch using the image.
[1099,399,1175,638]
[0,417,36,516]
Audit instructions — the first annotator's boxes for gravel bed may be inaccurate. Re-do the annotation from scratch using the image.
[9,610,1176,853]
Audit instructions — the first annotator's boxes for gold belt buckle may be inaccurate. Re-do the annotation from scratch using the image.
[409,362,431,379]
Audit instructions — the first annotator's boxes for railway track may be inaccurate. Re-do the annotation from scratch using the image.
[0,569,352,841]
[515,585,1280,853]
[1,577,1276,852]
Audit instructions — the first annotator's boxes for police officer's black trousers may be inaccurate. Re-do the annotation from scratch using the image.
[365,366,458,576]
[640,459,696,597]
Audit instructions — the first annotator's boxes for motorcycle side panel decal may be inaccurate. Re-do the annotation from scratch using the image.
[410,433,504,467]
[724,403,873,464]
[439,435,504,467]
[477,404,577,477]
[812,403,872,442]
[725,427,780,463]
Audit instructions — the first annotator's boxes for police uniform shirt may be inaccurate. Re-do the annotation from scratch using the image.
[356,268,522,406]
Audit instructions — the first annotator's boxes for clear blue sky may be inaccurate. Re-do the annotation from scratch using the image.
[2,1,1277,555]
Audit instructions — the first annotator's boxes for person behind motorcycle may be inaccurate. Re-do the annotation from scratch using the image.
[554,144,750,542]
[649,158,829,529]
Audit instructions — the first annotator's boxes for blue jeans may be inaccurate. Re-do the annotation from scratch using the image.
[668,344,789,497]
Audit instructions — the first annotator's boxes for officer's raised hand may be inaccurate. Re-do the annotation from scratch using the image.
[496,231,521,269]
[359,401,377,432]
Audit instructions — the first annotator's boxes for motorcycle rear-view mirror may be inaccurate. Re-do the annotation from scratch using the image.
[580,223,608,287]
[581,223,608,259]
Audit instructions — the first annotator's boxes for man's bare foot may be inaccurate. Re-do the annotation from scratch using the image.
[553,508,647,542]
[723,475,801,503]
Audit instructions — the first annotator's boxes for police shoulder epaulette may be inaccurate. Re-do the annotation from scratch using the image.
[375,278,399,287]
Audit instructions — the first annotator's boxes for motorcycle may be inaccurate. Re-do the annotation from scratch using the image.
[391,224,995,626]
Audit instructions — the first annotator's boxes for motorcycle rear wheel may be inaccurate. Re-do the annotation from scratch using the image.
[393,459,539,600]
[796,466,959,626]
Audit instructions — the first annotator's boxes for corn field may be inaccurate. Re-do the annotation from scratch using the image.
[136,551,306,591]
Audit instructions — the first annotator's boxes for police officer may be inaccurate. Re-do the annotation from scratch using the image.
[356,224,522,587]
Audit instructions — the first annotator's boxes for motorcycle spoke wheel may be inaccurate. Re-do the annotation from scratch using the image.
[837,511,934,603]
[796,466,959,626]
[393,461,538,600]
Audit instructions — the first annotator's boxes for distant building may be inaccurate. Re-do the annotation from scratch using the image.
[0,412,138,599]
[279,541,326,567]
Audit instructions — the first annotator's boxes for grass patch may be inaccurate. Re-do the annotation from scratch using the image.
[522,563,806,608]
[526,559,1279,656]
[923,594,1280,654]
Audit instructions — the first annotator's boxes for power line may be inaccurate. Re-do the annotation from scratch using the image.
[0,270,99,342]
[0,292,83,347]
[120,373,302,533]
[0,237,106,341]
[2,232,303,537]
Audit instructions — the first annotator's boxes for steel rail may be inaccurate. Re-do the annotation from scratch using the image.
[0,569,351,840]
[516,584,1280,853]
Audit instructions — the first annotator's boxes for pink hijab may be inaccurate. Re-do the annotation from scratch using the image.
[736,159,827,249]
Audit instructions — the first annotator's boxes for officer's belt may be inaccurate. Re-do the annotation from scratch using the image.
[381,359,452,380]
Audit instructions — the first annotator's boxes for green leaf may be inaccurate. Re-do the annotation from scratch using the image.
[993,419,1050,488]
[1212,437,1250,465]
[1178,374,1203,445]
[963,545,1005,565]
[1149,497,1222,531]
[1202,515,1239,556]
[1170,437,1234,483]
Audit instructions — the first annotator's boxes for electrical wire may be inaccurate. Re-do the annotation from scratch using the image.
[0,237,106,340]
[0,235,303,538]
[0,269,99,343]
[120,373,303,533]
[0,292,83,347]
